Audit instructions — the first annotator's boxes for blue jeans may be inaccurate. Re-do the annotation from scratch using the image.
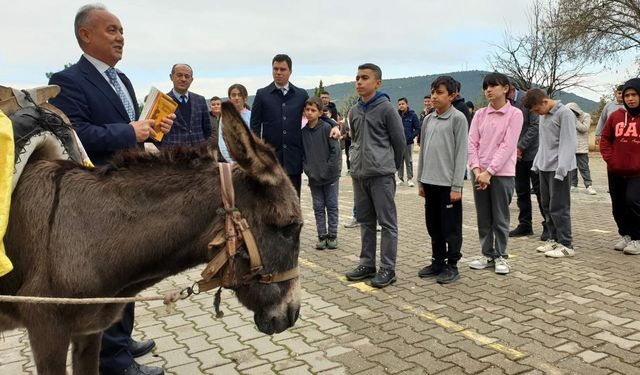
[310,181,340,236]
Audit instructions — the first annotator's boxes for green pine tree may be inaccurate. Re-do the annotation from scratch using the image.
[45,63,73,79]
[313,80,325,97]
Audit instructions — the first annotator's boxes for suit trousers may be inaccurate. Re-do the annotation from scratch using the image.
[288,173,302,198]
[99,303,134,372]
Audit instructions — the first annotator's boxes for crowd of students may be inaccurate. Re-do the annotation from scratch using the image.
[203,60,638,290]
[294,69,640,289]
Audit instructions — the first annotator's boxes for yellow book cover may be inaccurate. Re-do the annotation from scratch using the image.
[139,87,177,142]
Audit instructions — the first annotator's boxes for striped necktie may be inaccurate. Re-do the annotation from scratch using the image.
[105,68,135,121]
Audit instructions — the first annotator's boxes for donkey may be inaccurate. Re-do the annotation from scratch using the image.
[0,103,302,375]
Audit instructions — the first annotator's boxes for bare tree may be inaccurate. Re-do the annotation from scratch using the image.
[489,0,597,97]
[557,0,640,57]
[339,93,359,118]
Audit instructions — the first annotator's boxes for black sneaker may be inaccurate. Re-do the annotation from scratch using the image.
[436,265,460,284]
[345,265,376,281]
[509,226,533,237]
[370,268,396,288]
[418,262,445,278]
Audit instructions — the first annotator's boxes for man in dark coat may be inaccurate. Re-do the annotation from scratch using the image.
[251,54,339,195]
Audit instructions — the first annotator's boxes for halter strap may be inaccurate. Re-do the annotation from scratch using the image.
[196,163,298,294]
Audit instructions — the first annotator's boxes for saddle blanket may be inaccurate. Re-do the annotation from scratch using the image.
[0,110,14,276]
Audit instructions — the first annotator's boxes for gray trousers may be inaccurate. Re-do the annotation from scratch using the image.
[473,176,515,259]
[539,171,573,247]
[397,143,413,181]
[570,154,592,188]
[309,182,339,236]
[352,175,398,270]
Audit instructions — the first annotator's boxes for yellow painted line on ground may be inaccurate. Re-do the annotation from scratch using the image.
[589,229,611,233]
[403,305,526,359]
[348,282,378,293]
[300,256,528,361]
[536,362,565,375]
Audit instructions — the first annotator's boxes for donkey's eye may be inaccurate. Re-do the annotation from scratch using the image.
[279,222,301,238]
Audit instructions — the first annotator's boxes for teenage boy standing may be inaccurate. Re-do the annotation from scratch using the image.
[344,63,405,288]
[416,76,468,284]
[524,89,577,258]
[397,97,421,187]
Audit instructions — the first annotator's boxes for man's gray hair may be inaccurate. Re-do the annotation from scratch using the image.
[74,3,107,45]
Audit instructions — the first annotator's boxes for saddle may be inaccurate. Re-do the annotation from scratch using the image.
[0,84,92,277]
[0,84,92,190]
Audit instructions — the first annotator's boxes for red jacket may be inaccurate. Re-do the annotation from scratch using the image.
[600,108,640,176]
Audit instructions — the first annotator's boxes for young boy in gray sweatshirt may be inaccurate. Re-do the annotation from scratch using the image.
[344,63,406,288]
[524,89,577,258]
[416,76,468,284]
[302,97,342,250]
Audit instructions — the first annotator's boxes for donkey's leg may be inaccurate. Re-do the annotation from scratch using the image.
[28,326,70,375]
[71,332,101,375]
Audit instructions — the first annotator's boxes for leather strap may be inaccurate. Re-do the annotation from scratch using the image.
[195,163,298,295]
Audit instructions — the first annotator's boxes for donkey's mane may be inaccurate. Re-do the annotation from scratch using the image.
[96,146,215,175]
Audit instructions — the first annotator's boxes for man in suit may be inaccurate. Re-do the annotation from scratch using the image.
[250,54,309,195]
[250,54,340,195]
[49,4,172,375]
[162,64,212,148]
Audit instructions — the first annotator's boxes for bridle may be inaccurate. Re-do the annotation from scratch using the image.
[190,163,299,307]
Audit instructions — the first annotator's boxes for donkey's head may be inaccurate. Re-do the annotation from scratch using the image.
[218,102,302,334]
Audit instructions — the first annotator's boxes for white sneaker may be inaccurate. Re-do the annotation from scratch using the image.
[407,180,415,187]
[343,217,360,228]
[623,240,640,255]
[614,235,631,251]
[469,258,495,270]
[536,240,557,253]
[586,186,597,195]
[570,186,579,193]
[494,257,510,274]
[545,244,575,257]
[397,180,404,186]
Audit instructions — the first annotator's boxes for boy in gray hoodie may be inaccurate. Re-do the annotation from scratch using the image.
[344,63,406,288]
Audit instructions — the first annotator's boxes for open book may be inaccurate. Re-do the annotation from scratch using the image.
[139,87,178,142]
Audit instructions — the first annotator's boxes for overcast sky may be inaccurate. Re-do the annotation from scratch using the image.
[2,0,636,102]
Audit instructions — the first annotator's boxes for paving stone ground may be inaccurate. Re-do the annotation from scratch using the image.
[2,151,640,374]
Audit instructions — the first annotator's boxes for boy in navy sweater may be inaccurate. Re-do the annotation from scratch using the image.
[302,97,342,249]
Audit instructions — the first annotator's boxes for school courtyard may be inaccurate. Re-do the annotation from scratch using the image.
[2,152,640,375]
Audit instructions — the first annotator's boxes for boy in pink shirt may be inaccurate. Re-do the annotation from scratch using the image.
[468,73,523,274]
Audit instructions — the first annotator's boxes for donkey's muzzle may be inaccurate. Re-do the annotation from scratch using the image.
[254,303,300,335]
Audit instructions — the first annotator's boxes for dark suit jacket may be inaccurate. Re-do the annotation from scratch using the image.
[49,55,139,166]
[250,82,309,175]
[162,91,212,147]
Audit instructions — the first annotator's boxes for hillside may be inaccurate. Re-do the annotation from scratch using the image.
[249,70,598,114]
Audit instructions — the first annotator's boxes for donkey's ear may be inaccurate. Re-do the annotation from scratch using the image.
[220,102,284,185]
